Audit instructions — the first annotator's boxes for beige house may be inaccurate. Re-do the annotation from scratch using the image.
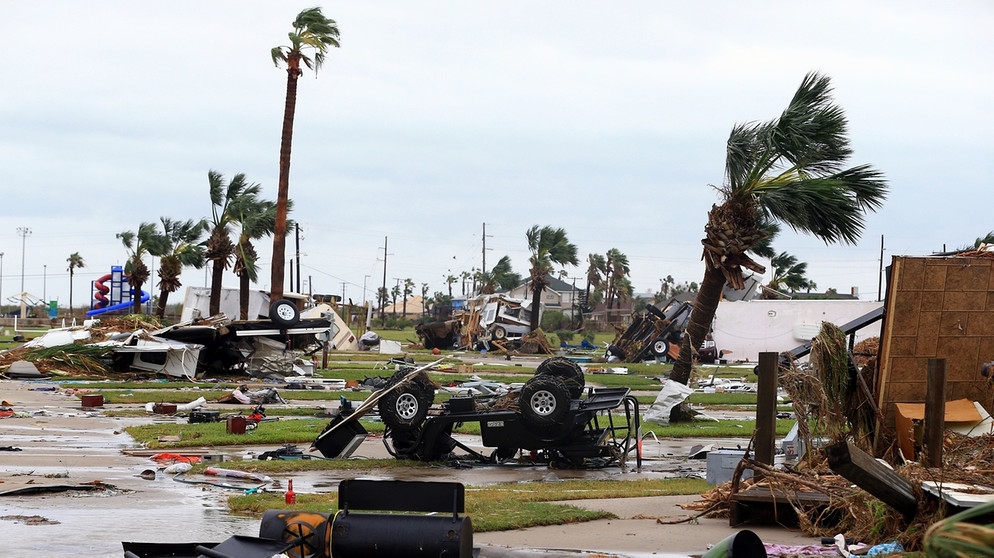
[505,275,581,315]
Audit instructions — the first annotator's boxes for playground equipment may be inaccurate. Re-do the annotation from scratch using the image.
[88,266,150,316]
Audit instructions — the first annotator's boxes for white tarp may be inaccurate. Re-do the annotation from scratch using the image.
[643,380,695,426]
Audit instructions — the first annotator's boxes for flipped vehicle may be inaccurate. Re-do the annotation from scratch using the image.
[312,357,642,469]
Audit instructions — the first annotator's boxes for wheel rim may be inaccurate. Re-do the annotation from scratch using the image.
[396,393,420,420]
[276,304,296,320]
[493,328,506,339]
[529,389,557,416]
[653,341,666,353]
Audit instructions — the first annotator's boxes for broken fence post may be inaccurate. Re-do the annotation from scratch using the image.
[754,351,778,468]
[924,358,946,468]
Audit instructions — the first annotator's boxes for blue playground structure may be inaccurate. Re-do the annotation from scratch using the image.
[87,265,151,316]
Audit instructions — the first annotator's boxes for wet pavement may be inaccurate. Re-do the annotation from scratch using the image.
[0,378,799,558]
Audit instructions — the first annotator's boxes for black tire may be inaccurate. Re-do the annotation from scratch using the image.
[519,375,570,430]
[269,299,300,327]
[650,339,670,358]
[606,344,626,360]
[378,371,434,430]
[646,304,665,320]
[536,356,585,398]
[491,326,507,340]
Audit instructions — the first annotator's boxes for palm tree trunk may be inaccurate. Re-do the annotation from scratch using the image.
[271,67,300,300]
[156,290,170,318]
[670,265,726,386]
[529,284,543,331]
[68,271,74,317]
[210,258,225,316]
[132,279,144,314]
[239,271,250,320]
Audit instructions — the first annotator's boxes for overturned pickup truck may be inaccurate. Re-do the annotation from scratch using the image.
[312,357,642,469]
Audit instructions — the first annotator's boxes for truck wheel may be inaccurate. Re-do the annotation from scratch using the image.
[378,372,434,430]
[491,326,507,340]
[269,299,300,327]
[536,356,585,398]
[650,339,670,359]
[519,376,570,430]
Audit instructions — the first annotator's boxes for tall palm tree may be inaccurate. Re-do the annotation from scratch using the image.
[205,170,261,316]
[154,217,208,318]
[526,225,579,331]
[270,7,340,300]
[669,72,888,391]
[117,222,165,315]
[66,252,85,317]
[232,195,281,320]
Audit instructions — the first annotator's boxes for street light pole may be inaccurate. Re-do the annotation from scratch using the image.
[0,251,4,315]
[16,227,31,317]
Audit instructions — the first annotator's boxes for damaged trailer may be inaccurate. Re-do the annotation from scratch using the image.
[312,357,642,469]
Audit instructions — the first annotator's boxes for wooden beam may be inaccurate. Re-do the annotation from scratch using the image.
[825,440,917,522]
[924,358,946,467]
[754,352,778,467]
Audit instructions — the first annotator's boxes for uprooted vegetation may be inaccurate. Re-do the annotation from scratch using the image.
[683,323,994,552]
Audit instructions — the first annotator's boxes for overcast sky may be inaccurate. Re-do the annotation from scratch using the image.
[1,1,991,312]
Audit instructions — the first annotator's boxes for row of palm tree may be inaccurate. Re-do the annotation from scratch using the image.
[582,249,634,322]
[112,170,283,320]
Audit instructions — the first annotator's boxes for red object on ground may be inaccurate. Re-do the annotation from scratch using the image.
[285,479,296,505]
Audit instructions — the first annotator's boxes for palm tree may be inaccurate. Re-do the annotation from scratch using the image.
[445,274,457,298]
[585,254,607,313]
[117,222,165,315]
[154,217,208,318]
[526,225,579,331]
[66,252,85,317]
[604,248,631,322]
[669,72,888,391]
[402,278,414,317]
[205,170,261,316]
[762,251,815,298]
[232,195,281,320]
[270,7,340,300]
[478,255,519,294]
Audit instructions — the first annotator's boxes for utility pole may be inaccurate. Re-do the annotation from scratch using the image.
[482,222,493,273]
[877,234,885,302]
[379,236,389,324]
[17,227,30,318]
[295,224,302,294]
[341,281,347,303]
[363,274,370,306]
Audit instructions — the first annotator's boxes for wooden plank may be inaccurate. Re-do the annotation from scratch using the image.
[754,352,778,467]
[825,440,917,521]
[924,359,946,467]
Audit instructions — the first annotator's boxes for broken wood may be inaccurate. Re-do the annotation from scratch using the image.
[924,358,946,467]
[825,440,918,522]
[754,352,778,468]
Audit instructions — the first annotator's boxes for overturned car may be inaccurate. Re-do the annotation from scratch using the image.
[312,357,642,469]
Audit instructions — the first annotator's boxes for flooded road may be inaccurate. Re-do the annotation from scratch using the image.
[0,379,781,558]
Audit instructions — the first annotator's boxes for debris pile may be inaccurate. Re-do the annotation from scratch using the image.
[682,321,994,552]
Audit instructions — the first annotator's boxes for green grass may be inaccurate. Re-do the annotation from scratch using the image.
[227,477,710,532]
[124,417,355,448]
